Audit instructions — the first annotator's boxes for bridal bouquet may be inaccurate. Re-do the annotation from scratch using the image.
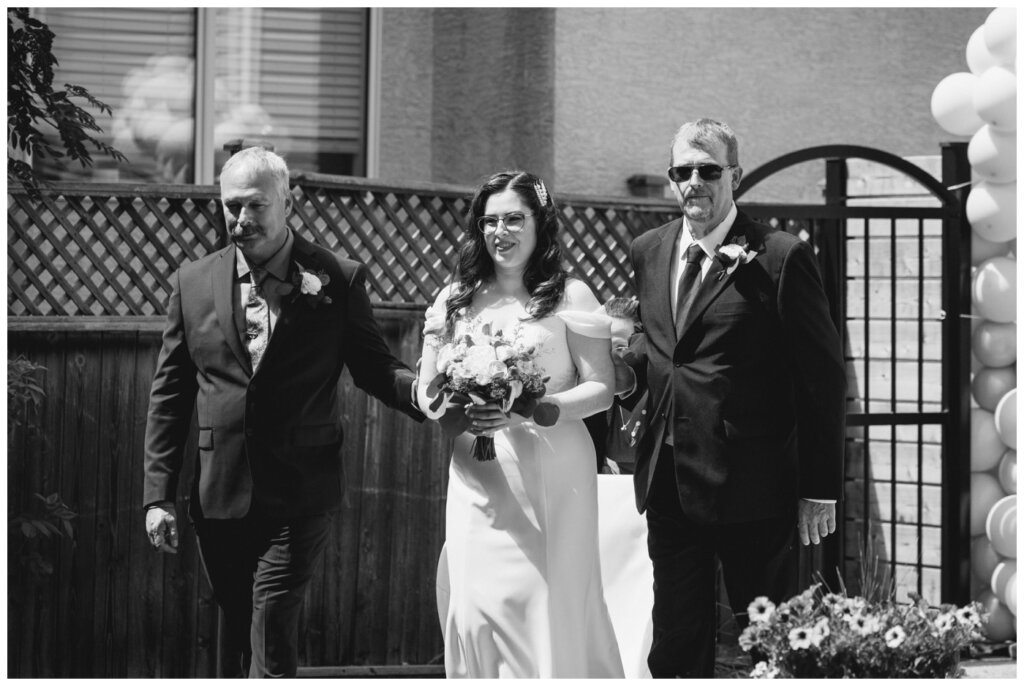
[739,584,987,678]
[425,317,556,461]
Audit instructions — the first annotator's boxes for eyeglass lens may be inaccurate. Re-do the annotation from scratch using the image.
[668,164,729,182]
[478,212,527,232]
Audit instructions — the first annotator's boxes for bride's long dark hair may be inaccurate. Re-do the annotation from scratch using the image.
[443,170,568,335]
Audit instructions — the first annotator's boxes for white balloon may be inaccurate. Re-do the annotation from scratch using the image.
[977,589,1016,638]
[967,181,1017,243]
[972,256,1018,323]
[968,24,1001,74]
[973,534,1003,580]
[995,388,1017,450]
[1005,572,1017,615]
[999,450,1017,494]
[931,72,985,137]
[972,408,1007,472]
[985,494,1016,558]
[974,66,1017,131]
[971,472,1005,535]
[972,231,1014,265]
[972,366,1017,409]
[968,126,1016,183]
[984,7,1017,66]
[992,560,1017,600]
[971,321,1017,368]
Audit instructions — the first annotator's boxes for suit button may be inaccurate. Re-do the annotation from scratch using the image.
[674,362,682,367]
[245,427,254,437]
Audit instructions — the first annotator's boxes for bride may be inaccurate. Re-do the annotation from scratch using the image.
[417,170,625,678]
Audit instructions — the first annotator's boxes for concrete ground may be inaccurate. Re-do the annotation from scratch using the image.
[962,657,1017,679]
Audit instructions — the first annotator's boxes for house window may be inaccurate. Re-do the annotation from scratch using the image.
[32,7,369,184]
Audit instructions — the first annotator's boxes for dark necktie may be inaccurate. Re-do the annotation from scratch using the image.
[245,267,270,370]
[675,242,705,338]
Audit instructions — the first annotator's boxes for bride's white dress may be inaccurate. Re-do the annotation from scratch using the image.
[425,288,625,678]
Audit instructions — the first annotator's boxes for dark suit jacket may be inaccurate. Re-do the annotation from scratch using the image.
[143,231,423,520]
[625,210,846,524]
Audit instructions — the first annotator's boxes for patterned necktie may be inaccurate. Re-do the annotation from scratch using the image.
[675,242,706,337]
[245,267,270,370]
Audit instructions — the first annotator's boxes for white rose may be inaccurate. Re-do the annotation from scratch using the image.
[486,360,507,379]
[464,344,497,375]
[299,271,322,295]
[495,345,515,362]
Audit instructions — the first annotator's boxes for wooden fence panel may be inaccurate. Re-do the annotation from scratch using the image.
[6,313,449,677]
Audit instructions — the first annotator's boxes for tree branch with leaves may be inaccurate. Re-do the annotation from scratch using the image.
[7,7,127,196]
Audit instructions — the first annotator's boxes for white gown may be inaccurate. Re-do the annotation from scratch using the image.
[427,292,625,678]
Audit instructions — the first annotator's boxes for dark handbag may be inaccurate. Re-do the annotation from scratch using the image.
[605,389,648,473]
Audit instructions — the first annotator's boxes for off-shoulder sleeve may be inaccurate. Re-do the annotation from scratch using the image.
[554,308,612,339]
[423,286,450,338]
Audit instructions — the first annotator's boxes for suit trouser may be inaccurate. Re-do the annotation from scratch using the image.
[645,445,797,678]
[194,509,332,678]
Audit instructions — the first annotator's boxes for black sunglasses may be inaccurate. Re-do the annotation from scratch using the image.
[667,164,737,183]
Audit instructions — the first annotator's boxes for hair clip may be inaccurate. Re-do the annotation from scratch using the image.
[533,181,548,207]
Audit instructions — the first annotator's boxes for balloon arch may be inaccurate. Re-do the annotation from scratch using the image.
[930,6,1016,644]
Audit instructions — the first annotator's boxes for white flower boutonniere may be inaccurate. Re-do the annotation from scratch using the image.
[287,262,332,308]
[299,271,322,295]
[714,238,758,281]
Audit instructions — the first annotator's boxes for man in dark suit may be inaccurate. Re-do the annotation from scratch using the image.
[619,119,846,677]
[143,147,423,677]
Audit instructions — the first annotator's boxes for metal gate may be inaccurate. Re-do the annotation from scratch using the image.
[735,143,971,605]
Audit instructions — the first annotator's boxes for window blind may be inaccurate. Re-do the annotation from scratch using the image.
[31,7,368,182]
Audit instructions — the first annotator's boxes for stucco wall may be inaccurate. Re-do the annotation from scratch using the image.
[378,8,435,185]
[380,8,556,188]
[552,7,991,201]
[380,7,991,201]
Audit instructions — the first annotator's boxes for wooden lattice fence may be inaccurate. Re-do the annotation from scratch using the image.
[7,174,677,318]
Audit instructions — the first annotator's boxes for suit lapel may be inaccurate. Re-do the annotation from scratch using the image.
[213,245,252,374]
[647,219,683,342]
[256,232,320,369]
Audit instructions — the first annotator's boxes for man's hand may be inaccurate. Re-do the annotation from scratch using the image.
[611,348,637,397]
[610,317,634,351]
[145,502,179,553]
[797,500,836,546]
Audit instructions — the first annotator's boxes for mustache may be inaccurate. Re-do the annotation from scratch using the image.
[230,222,258,238]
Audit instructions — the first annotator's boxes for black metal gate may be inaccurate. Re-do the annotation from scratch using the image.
[736,143,971,605]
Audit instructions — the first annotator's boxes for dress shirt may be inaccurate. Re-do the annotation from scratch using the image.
[235,229,295,338]
[670,204,737,313]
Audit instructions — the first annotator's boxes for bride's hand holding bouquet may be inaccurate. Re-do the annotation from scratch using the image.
[422,316,558,461]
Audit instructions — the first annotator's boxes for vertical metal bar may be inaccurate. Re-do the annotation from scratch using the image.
[917,217,926,597]
[863,214,872,580]
[940,142,971,605]
[822,158,847,589]
[889,216,898,581]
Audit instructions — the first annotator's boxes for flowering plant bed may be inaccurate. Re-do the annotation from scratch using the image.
[739,584,986,678]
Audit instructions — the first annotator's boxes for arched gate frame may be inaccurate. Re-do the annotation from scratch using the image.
[735,143,972,605]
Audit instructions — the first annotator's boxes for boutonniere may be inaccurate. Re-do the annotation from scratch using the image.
[284,262,333,308]
[714,238,758,281]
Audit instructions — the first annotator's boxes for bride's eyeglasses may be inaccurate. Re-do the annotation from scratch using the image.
[477,211,533,234]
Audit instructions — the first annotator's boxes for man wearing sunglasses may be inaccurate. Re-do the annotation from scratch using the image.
[617,119,846,677]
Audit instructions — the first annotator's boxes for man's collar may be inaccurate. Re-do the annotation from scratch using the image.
[683,204,738,258]
[235,229,294,281]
